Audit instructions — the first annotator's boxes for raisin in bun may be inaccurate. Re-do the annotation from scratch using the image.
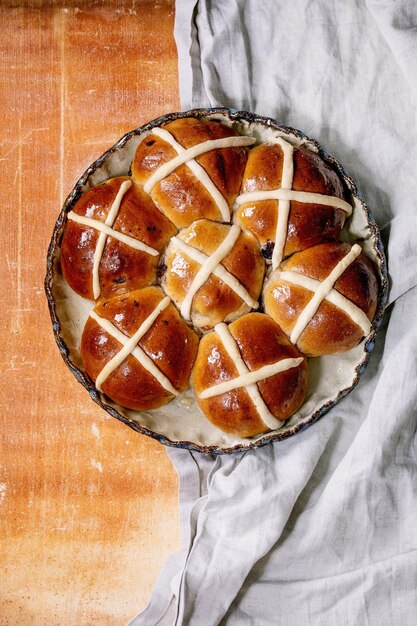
[192,313,307,437]
[81,287,199,411]
[234,140,352,269]
[131,117,253,228]
[61,177,176,300]
[264,242,379,356]
[161,219,265,331]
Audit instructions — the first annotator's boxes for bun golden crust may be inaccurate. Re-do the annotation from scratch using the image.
[263,242,379,356]
[234,144,348,259]
[81,287,199,410]
[61,177,176,300]
[132,118,249,228]
[58,116,382,436]
[161,219,265,330]
[192,313,307,437]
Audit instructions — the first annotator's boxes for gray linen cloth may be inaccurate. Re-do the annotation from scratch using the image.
[129,1,417,624]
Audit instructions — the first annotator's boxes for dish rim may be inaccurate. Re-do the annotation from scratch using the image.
[44,107,389,455]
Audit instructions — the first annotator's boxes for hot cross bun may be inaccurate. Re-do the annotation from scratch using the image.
[81,287,199,411]
[131,117,253,228]
[161,219,265,330]
[61,176,176,300]
[191,313,307,437]
[234,140,351,268]
[263,242,379,356]
[55,114,381,441]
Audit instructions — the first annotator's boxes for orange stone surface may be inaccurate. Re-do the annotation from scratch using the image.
[0,2,181,624]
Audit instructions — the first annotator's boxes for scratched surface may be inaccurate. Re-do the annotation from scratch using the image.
[0,2,181,624]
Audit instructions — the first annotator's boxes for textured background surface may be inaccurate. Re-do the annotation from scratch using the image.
[0,2,180,624]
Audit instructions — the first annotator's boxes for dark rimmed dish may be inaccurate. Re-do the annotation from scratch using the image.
[45,108,388,454]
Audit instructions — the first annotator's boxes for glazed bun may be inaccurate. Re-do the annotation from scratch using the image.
[264,242,379,356]
[234,140,351,269]
[161,219,265,330]
[192,313,307,437]
[81,287,199,411]
[57,114,383,436]
[61,176,176,300]
[131,117,253,228]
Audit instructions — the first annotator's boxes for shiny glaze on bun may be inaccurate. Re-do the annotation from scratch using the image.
[234,144,348,259]
[192,313,307,437]
[161,219,265,330]
[81,287,199,411]
[132,118,249,228]
[61,177,176,300]
[264,242,379,356]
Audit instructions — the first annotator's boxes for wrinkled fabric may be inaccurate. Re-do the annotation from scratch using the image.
[129,1,417,624]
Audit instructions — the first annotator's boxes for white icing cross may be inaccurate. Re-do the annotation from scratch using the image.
[68,180,159,299]
[271,138,294,270]
[277,271,371,338]
[235,138,353,269]
[275,244,370,344]
[143,127,256,221]
[170,228,259,321]
[90,296,178,396]
[200,323,303,431]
